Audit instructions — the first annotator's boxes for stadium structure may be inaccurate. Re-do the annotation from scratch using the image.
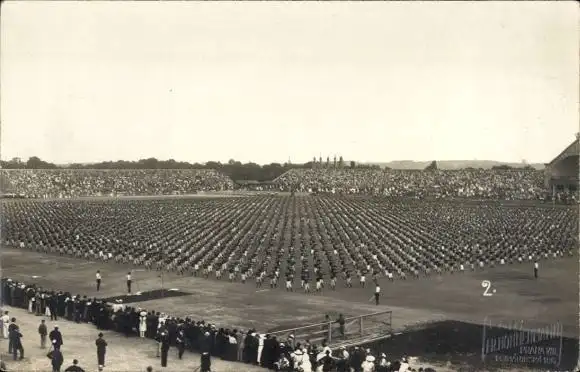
[544,134,580,196]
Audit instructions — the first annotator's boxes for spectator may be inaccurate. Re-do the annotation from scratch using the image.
[39,319,48,348]
[7,318,17,353]
[51,347,64,372]
[0,169,234,199]
[49,326,63,350]
[96,332,107,368]
[64,359,85,372]
[9,325,23,360]
[1,312,9,339]
[200,352,211,372]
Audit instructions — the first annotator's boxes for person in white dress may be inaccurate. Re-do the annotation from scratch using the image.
[139,310,147,338]
[398,357,410,372]
[295,348,312,372]
[1,311,10,339]
[361,354,376,372]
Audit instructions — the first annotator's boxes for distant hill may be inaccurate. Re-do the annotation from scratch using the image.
[363,160,545,170]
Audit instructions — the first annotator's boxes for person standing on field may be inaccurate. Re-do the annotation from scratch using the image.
[39,319,48,349]
[126,272,132,294]
[96,271,102,292]
[96,332,107,368]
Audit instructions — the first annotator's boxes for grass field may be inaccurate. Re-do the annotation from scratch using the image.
[2,245,578,370]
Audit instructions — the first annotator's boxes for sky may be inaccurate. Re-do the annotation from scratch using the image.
[1,1,578,165]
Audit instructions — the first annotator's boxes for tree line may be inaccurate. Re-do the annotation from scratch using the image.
[0,156,376,182]
[2,156,534,182]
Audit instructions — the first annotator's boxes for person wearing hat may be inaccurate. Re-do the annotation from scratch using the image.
[64,359,85,372]
[176,328,186,360]
[296,347,313,372]
[95,332,107,368]
[139,310,147,338]
[319,349,336,372]
[159,327,170,367]
[399,357,410,372]
[39,319,48,349]
[10,324,24,361]
[335,346,349,372]
[200,351,211,372]
[49,326,63,350]
[361,352,375,372]
[376,353,389,372]
[51,346,64,372]
[8,318,17,353]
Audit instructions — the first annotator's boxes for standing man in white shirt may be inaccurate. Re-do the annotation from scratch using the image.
[534,261,539,279]
[126,272,132,294]
[96,270,102,292]
[372,284,380,305]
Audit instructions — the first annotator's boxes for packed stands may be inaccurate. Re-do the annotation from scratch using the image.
[274,169,547,200]
[0,169,234,198]
[2,197,576,285]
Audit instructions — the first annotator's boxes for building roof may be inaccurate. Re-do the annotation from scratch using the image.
[546,138,579,167]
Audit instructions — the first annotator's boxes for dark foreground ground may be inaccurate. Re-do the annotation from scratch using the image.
[2,247,578,371]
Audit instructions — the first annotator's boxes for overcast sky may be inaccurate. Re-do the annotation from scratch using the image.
[1,1,578,165]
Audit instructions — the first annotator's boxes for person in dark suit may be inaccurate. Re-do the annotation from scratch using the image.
[49,326,63,350]
[8,318,17,353]
[200,352,211,372]
[126,272,132,294]
[95,333,107,368]
[10,325,24,360]
[64,359,85,372]
[176,329,186,360]
[160,328,170,367]
[51,348,64,372]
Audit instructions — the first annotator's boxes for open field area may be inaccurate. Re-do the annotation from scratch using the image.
[2,247,578,371]
[1,195,578,370]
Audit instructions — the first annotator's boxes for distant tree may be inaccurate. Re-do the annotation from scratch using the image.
[326,156,330,168]
[26,156,57,169]
[424,161,438,171]
[338,156,344,168]
[350,161,356,169]
[492,164,513,170]
[333,155,337,168]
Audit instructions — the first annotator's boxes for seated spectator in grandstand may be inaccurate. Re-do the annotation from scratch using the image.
[274,168,546,200]
[0,169,234,199]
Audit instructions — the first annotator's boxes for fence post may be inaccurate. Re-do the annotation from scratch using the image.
[359,316,364,337]
[328,322,332,344]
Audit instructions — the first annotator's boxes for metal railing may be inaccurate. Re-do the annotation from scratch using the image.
[269,310,393,348]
